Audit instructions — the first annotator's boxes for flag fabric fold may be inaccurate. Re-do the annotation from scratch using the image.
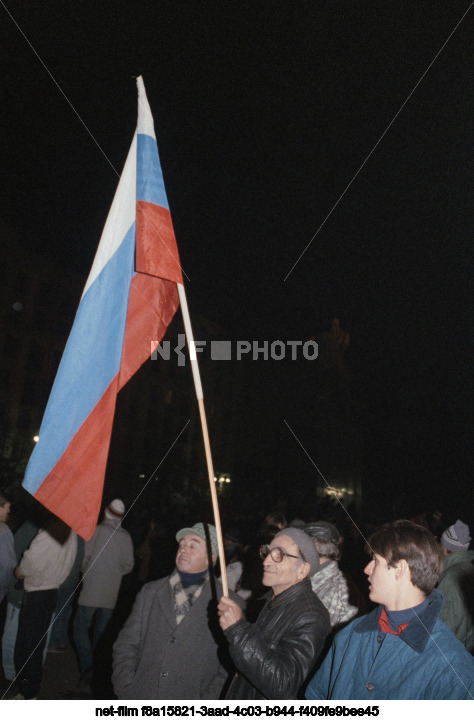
[23,77,183,539]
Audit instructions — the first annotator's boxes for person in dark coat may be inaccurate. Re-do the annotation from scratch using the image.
[437,519,474,652]
[0,492,15,604]
[218,527,330,699]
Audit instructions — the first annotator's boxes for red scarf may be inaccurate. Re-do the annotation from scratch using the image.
[378,607,410,635]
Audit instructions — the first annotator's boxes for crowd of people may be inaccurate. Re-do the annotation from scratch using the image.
[0,488,473,701]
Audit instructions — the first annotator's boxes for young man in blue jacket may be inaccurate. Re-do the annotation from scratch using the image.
[306,519,474,700]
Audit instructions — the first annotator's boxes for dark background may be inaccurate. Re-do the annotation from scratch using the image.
[1,2,472,523]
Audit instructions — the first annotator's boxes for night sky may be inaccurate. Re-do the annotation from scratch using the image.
[2,3,472,518]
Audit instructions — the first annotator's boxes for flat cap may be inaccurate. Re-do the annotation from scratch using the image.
[176,522,218,559]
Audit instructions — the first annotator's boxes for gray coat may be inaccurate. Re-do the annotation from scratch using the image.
[112,575,242,700]
[79,519,134,609]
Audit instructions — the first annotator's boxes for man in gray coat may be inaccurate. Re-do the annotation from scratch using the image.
[74,498,134,684]
[112,522,243,699]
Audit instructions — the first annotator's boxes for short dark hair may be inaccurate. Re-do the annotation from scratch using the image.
[367,519,444,595]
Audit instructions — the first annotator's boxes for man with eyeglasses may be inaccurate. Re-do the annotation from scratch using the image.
[218,527,330,699]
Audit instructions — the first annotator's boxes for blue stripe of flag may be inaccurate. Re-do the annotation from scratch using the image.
[136,133,170,209]
[23,226,136,494]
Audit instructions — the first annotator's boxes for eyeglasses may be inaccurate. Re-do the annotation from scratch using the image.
[259,544,301,563]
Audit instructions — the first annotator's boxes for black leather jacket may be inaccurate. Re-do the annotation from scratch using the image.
[224,578,330,699]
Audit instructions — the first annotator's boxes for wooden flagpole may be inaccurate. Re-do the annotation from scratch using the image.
[177,283,229,596]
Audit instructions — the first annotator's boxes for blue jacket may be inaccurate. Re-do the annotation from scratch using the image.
[306,590,474,700]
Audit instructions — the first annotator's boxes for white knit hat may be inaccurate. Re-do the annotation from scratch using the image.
[105,499,125,520]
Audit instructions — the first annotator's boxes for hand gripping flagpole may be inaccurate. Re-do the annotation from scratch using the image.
[177,283,229,597]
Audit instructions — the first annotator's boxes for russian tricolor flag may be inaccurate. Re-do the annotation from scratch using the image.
[23,77,183,539]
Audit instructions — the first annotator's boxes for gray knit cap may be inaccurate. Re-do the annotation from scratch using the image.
[274,528,320,576]
[441,520,471,552]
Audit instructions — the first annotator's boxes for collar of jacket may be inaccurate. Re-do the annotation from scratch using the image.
[265,578,312,609]
[443,550,474,571]
[313,559,337,578]
[353,589,444,653]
